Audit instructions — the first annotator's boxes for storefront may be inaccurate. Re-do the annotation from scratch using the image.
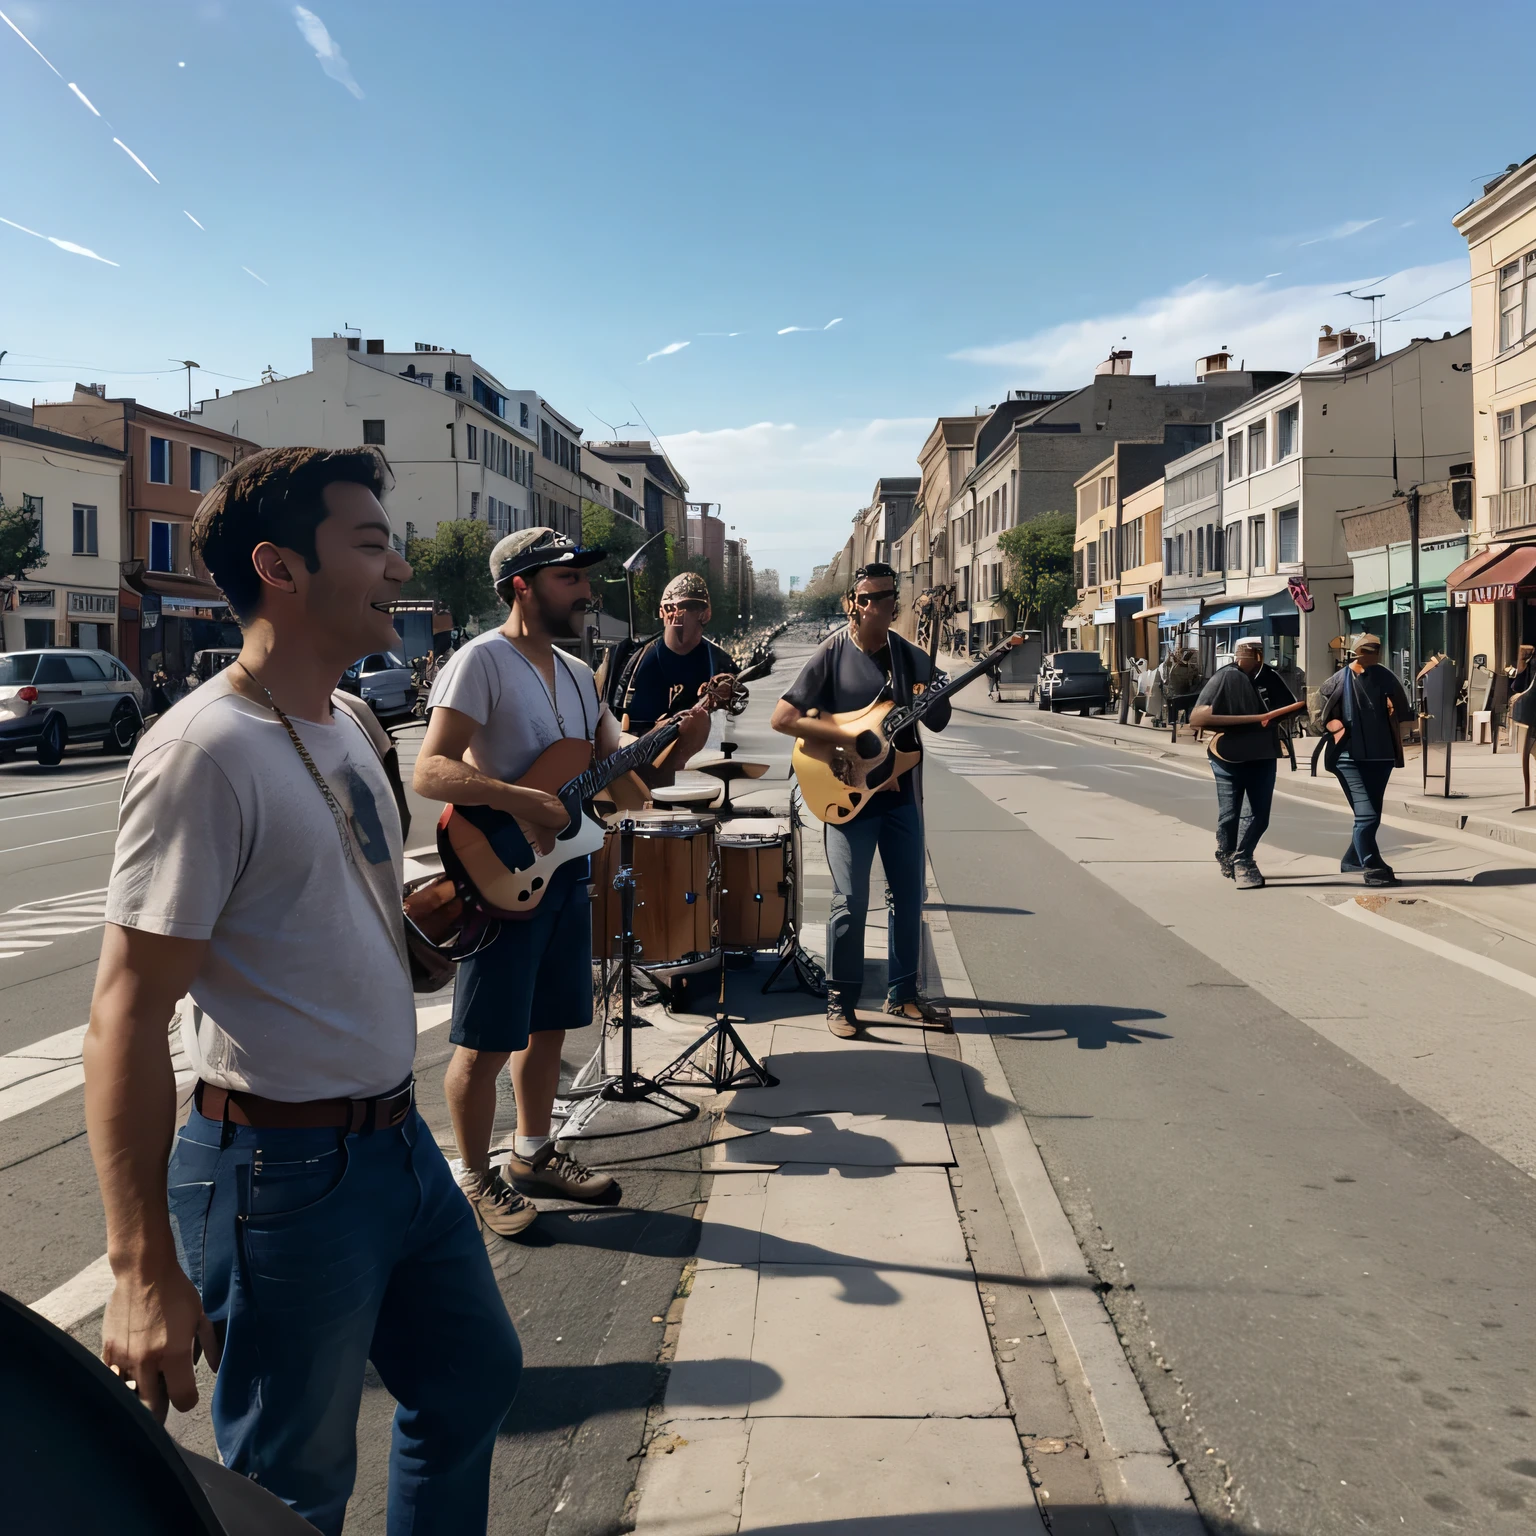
[3,583,120,653]
[123,568,239,684]
[1341,532,1470,684]
[1201,592,1302,676]
[1447,542,1536,670]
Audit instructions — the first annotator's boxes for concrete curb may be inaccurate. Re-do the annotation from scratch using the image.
[924,866,1204,1536]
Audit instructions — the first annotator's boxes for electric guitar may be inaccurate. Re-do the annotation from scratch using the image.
[792,633,1023,824]
[440,673,745,918]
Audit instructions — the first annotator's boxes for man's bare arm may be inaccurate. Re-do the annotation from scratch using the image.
[412,704,566,827]
[771,699,882,756]
[84,924,218,1422]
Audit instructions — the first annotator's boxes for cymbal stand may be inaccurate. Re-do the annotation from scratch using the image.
[654,944,778,1093]
[560,819,697,1139]
[762,784,827,998]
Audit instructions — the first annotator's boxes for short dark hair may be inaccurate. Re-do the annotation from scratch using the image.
[192,446,390,622]
[850,562,896,590]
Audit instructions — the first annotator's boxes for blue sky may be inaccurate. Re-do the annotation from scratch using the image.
[0,1,1528,584]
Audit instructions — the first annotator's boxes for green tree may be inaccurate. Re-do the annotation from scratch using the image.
[997,511,1076,641]
[403,518,497,629]
[0,496,47,582]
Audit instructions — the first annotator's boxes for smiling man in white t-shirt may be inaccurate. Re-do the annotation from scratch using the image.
[85,446,521,1536]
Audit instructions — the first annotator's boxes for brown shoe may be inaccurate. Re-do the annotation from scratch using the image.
[826,1000,861,1038]
[883,996,953,1031]
[457,1168,539,1237]
[506,1144,618,1203]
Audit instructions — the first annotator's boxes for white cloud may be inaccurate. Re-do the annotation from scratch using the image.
[778,318,843,334]
[950,261,1470,386]
[658,416,931,582]
[1299,217,1380,247]
[113,137,160,184]
[292,5,363,99]
[644,340,690,362]
[67,82,100,116]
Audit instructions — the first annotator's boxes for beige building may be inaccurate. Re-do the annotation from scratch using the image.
[1451,156,1536,669]
[0,415,125,654]
[1119,476,1164,664]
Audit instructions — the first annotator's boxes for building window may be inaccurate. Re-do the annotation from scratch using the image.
[1276,404,1299,460]
[1247,420,1266,475]
[470,492,480,519]
[466,424,477,462]
[1211,524,1223,571]
[1499,406,1536,488]
[1195,524,1204,576]
[1163,536,1174,572]
[1498,256,1536,352]
[1099,475,1116,509]
[1085,542,1097,586]
[1227,432,1243,482]
[72,504,98,556]
[363,419,386,445]
[472,377,506,419]
[1277,506,1299,564]
[1248,515,1266,572]
[1226,521,1242,571]
[148,436,172,484]
[541,422,553,460]
[149,520,175,573]
[520,401,530,429]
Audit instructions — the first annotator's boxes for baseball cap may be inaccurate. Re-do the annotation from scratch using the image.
[662,572,711,604]
[490,527,604,586]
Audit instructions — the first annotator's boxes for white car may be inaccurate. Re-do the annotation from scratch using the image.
[0,649,147,765]
[343,652,414,718]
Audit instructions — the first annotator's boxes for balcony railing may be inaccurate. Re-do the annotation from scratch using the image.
[1492,484,1536,533]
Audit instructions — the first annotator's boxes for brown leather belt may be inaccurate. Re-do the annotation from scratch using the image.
[194,1078,415,1133]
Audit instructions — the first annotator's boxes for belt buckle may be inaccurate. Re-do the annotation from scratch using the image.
[383,1082,413,1128]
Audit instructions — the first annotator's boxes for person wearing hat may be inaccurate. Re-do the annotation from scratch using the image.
[1189,636,1303,889]
[620,570,738,777]
[414,528,621,1236]
[1314,633,1412,886]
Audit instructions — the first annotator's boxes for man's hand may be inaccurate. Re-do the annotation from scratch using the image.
[501,784,569,829]
[102,1260,219,1423]
[1327,719,1347,742]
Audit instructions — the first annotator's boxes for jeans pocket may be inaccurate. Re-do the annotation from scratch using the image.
[246,1137,350,1225]
[168,1178,216,1293]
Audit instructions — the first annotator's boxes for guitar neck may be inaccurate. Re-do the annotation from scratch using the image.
[884,636,1017,737]
[566,719,681,802]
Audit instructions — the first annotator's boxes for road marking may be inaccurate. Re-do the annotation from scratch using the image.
[0,828,116,857]
[0,798,118,824]
[0,887,108,963]
[1335,897,1536,1000]
[25,1003,457,1328]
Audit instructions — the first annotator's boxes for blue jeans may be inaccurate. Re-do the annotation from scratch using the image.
[1334,755,1394,870]
[1210,758,1276,861]
[824,796,925,1005]
[168,1104,521,1536]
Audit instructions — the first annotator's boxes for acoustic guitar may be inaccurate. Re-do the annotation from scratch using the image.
[792,633,1022,824]
[440,672,745,918]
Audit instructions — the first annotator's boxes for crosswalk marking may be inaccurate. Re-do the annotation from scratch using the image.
[0,886,108,961]
[925,737,1039,776]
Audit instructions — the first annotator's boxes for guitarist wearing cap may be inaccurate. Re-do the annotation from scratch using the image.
[414,528,620,1236]
[772,562,952,1037]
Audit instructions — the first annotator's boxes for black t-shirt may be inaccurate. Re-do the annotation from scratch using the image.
[781,629,950,810]
[1193,663,1295,760]
[623,637,734,728]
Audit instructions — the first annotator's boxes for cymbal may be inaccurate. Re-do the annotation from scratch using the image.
[690,755,770,780]
[651,784,722,809]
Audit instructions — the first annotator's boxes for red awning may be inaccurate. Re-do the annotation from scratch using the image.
[1449,544,1536,604]
[1445,542,1512,592]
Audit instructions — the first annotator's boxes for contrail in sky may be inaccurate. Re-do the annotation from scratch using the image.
[1,215,119,266]
[68,83,100,116]
[113,138,160,184]
[241,266,269,286]
[0,9,62,77]
[184,211,205,230]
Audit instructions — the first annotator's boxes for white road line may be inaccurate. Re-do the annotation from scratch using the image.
[1335,897,1536,1000]
[0,798,118,824]
[26,1004,457,1329]
[0,828,116,856]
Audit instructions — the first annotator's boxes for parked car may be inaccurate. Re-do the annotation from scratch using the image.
[1037,650,1111,715]
[0,649,147,765]
[191,648,241,684]
[341,651,413,717]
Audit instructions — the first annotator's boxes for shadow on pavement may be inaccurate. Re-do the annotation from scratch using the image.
[501,1358,781,1434]
[956,1002,1171,1050]
[717,1508,1258,1535]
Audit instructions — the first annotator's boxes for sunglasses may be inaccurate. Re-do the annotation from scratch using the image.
[663,599,709,613]
[852,589,897,606]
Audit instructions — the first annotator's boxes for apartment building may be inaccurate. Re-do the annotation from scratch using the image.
[530,398,585,540]
[196,335,539,543]
[32,385,256,676]
[896,414,986,640]
[851,477,919,575]
[686,504,727,582]
[1158,435,1226,665]
[1451,154,1536,670]
[583,441,689,544]
[1216,329,1470,696]
[0,413,125,654]
[581,453,646,527]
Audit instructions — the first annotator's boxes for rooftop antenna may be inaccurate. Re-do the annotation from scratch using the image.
[1339,287,1386,351]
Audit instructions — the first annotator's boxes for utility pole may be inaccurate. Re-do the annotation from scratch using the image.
[1407,484,1421,695]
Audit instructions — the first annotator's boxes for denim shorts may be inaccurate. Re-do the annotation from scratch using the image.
[449,868,592,1052]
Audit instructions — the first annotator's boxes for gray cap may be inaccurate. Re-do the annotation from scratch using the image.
[490,527,604,586]
[1234,636,1264,653]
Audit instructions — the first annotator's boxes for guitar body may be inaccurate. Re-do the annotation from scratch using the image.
[439,737,606,918]
[791,701,922,824]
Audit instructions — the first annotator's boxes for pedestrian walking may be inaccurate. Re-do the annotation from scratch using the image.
[1315,633,1412,887]
[85,446,521,1535]
[1189,636,1304,889]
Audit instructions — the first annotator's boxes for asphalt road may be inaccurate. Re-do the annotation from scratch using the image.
[923,701,1536,1535]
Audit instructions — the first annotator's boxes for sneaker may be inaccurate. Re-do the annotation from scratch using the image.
[884,996,953,1031]
[1232,859,1265,890]
[826,999,861,1039]
[1215,851,1235,880]
[458,1168,539,1237]
[1362,866,1399,887]
[506,1143,618,1203]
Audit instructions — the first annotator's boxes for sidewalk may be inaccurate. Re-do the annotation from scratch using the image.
[624,788,1197,1535]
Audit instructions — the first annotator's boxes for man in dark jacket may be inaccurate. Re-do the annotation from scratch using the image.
[1189,637,1300,890]
[1315,633,1412,886]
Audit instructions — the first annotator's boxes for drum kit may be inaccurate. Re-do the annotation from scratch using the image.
[559,745,827,1138]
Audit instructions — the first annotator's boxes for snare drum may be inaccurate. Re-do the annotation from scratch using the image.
[716,817,791,950]
[591,811,716,966]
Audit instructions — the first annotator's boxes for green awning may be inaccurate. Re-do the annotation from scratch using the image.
[1341,597,1388,621]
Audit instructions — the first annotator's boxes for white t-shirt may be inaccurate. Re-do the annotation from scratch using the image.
[427,630,602,780]
[105,673,416,1102]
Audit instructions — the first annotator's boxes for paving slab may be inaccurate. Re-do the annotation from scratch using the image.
[738,1417,1046,1535]
[748,1262,1005,1418]
[747,1042,938,1118]
[662,1266,766,1421]
[634,1418,748,1536]
[715,1108,953,1167]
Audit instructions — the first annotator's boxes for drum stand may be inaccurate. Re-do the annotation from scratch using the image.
[558,820,698,1140]
[761,787,828,999]
[654,949,778,1093]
